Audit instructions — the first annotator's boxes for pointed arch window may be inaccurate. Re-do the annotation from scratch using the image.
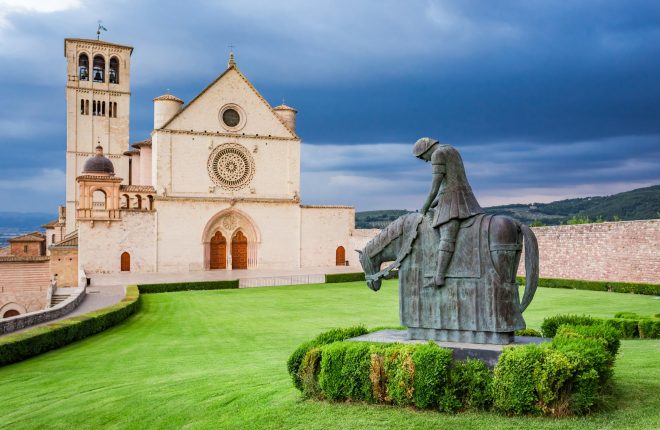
[93,55,105,82]
[78,54,89,81]
[109,57,119,84]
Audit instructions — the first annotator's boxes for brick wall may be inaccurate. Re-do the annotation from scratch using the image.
[518,220,660,284]
[10,242,44,257]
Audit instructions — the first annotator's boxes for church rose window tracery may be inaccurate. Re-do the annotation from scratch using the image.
[207,143,255,190]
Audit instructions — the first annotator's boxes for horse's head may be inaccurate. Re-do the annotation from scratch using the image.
[356,249,381,292]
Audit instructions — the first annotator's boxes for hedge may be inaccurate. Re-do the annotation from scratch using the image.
[517,276,660,296]
[324,272,365,283]
[542,314,660,339]
[138,280,239,294]
[0,285,140,367]
[291,324,621,417]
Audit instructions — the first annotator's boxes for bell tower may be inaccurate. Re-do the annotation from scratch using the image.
[63,38,133,233]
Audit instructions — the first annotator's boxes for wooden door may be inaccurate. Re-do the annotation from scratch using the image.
[210,231,227,269]
[121,252,130,272]
[3,309,19,318]
[231,231,248,269]
[336,246,346,266]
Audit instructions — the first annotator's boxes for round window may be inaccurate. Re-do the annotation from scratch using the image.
[207,143,255,190]
[222,109,240,127]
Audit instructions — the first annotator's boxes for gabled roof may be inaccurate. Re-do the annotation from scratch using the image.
[41,219,63,229]
[52,231,78,249]
[8,232,45,242]
[158,64,298,138]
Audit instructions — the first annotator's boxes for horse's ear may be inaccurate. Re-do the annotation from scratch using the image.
[355,249,363,255]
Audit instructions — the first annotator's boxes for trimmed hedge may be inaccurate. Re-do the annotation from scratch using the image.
[138,280,239,294]
[542,314,660,339]
[515,328,543,337]
[0,285,140,367]
[324,272,365,283]
[516,276,660,296]
[287,325,369,391]
[291,324,621,417]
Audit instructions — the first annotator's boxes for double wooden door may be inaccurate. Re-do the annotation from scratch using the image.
[231,231,248,269]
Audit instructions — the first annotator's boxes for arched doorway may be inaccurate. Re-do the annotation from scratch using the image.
[336,246,346,266]
[121,252,131,272]
[231,231,248,269]
[3,309,19,318]
[210,231,227,269]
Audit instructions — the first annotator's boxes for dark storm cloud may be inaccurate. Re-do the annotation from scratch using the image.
[0,0,658,211]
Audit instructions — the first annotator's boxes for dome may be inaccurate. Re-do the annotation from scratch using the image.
[82,146,115,175]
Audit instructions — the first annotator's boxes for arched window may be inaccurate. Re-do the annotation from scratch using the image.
[134,195,142,209]
[93,55,105,82]
[121,252,130,272]
[113,102,118,117]
[92,189,107,210]
[3,309,20,318]
[80,99,85,115]
[147,195,154,210]
[92,100,97,116]
[121,194,130,208]
[52,234,56,243]
[109,57,119,84]
[336,246,346,266]
[109,102,113,118]
[78,54,89,81]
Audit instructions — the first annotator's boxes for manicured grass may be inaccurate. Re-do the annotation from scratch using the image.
[0,281,658,429]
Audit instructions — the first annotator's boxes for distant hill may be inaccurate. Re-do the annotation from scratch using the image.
[355,185,660,228]
[0,211,56,246]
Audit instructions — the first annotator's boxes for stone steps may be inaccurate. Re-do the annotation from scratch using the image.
[50,294,70,307]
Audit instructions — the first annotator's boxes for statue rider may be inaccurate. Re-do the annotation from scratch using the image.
[413,138,484,287]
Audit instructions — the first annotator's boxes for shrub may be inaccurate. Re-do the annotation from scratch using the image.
[411,342,452,409]
[300,347,323,399]
[318,342,374,402]
[638,319,660,339]
[552,335,611,386]
[493,344,544,415]
[515,328,543,337]
[602,318,638,339]
[324,272,366,283]
[287,325,368,391]
[613,311,640,319]
[541,315,599,338]
[449,359,493,411]
[383,344,417,406]
[533,346,578,416]
[555,324,621,358]
[138,280,238,294]
[0,286,140,367]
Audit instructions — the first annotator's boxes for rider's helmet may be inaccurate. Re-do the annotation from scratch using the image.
[412,137,439,158]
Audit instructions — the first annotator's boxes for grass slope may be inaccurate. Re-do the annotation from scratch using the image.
[0,281,658,429]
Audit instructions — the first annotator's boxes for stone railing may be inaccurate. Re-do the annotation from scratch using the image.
[0,271,88,335]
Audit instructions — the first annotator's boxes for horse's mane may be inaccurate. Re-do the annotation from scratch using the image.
[365,213,422,258]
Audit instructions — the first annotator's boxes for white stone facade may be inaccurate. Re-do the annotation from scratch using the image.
[66,38,360,275]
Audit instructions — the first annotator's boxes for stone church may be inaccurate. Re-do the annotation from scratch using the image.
[46,37,363,276]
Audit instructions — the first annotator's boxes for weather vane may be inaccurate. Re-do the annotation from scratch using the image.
[97,20,108,40]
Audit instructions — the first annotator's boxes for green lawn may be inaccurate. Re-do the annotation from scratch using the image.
[0,281,658,430]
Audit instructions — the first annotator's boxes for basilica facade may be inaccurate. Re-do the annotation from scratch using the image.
[50,37,360,275]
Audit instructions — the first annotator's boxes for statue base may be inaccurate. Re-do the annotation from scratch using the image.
[407,327,513,344]
[349,329,547,368]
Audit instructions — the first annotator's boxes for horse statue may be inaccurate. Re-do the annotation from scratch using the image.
[357,141,539,345]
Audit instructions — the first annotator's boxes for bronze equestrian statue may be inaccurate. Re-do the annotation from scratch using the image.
[358,138,539,345]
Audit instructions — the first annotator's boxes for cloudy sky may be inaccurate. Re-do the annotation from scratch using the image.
[0,0,659,213]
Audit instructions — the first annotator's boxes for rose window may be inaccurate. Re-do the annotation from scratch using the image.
[207,144,255,190]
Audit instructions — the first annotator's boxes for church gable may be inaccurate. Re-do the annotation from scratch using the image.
[162,67,296,139]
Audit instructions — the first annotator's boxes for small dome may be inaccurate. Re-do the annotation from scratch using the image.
[153,94,183,103]
[83,146,115,175]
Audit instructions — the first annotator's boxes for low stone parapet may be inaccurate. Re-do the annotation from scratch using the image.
[0,285,86,335]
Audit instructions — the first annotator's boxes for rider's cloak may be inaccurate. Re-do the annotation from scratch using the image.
[430,144,484,227]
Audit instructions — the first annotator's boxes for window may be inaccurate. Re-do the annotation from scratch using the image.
[92,100,96,116]
[92,189,107,210]
[109,102,113,118]
[85,99,89,115]
[80,99,85,115]
[52,234,55,243]
[109,57,119,84]
[102,101,106,116]
[78,54,89,81]
[113,102,118,118]
[93,55,105,82]
[23,245,28,253]
[147,195,154,210]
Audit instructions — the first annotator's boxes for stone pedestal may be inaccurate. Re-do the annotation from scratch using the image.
[349,329,548,368]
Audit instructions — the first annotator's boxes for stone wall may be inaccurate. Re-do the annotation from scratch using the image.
[0,258,50,315]
[518,220,660,284]
[50,247,79,287]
